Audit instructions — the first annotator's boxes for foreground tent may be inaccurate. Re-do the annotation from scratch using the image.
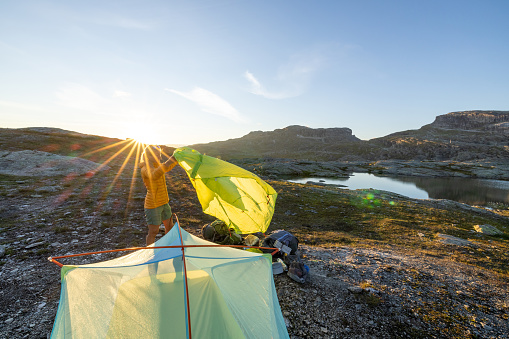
[173,147,277,234]
[50,223,289,338]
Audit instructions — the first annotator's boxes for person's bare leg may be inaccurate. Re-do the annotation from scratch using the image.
[146,224,160,245]
[163,218,174,234]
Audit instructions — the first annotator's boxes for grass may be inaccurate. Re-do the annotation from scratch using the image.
[269,180,509,276]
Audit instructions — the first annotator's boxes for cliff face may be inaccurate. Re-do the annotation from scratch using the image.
[246,125,360,142]
[430,111,509,132]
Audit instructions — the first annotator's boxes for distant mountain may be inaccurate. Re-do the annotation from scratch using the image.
[191,125,364,160]
[192,111,509,161]
[430,110,509,131]
[2,110,507,164]
[370,110,509,161]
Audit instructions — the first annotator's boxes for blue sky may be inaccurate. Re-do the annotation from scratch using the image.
[1,0,508,145]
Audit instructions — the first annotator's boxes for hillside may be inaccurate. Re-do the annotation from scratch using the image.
[190,111,509,181]
[192,111,509,162]
[191,125,363,160]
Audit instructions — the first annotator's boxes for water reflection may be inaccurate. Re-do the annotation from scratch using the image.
[289,173,509,205]
[398,176,509,205]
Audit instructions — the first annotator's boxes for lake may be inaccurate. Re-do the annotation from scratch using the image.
[288,173,509,205]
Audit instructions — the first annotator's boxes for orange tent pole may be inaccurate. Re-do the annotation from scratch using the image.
[175,215,192,339]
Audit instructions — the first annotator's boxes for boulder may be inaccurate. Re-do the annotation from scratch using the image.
[473,224,503,236]
[436,234,474,247]
[0,150,108,177]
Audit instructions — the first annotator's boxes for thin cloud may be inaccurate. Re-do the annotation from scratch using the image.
[54,83,135,118]
[245,50,326,99]
[114,90,131,98]
[166,87,246,123]
[244,71,292,99]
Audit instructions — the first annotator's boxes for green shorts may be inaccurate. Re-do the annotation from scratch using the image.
[145,204,172,225]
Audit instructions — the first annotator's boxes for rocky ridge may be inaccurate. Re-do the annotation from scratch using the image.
[193,111,509,163]
[430,110,509,132]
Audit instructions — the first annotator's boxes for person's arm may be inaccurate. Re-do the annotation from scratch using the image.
[161,156,178,172]
[145,156,178,179]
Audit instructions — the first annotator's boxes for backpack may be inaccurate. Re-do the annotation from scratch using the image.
[262,230,299,257]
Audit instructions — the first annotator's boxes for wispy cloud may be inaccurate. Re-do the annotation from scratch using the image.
[244,71,292,99]
[166,87,246,123]
[114,90,131,98]
[54,83,138,119]
[245,50,326,99]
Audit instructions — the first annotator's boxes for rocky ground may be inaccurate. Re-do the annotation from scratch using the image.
[236,158,509,181]
[1,155,508,338]
[275,245,508,338]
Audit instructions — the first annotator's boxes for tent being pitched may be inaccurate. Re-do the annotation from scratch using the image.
[173,147,277,234]
[50,223,289,339]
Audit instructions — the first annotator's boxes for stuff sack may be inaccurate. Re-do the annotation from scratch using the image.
[287,261,309,283]
[262,230,299,256]
[201,220,242,245]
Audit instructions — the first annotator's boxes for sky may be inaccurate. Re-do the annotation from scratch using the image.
[1,0,508,146]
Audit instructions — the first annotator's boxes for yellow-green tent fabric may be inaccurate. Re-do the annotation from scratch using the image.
[50,223,289,338]
[173,147,277,234]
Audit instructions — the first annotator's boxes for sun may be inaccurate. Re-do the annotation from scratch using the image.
[122,123,168,146]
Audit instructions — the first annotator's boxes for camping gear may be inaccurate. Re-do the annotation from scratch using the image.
[244,234,260,247]
[287,262,309,284]
[272,261,284,275]
[49,222,289,339]
[173,147,277,234]
[201,220,243,245]
[262,230,299,257]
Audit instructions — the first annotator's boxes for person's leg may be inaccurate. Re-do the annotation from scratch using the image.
[162,218,174,234]
[146,224,160,245]
[160,204,174,234]
[145,205,164,245]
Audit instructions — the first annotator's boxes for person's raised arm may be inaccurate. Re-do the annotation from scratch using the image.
[162,155,178,172]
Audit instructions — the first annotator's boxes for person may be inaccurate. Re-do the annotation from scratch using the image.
[139,145,178,245]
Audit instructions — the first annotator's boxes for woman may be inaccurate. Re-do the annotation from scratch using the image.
[139,145,178,245]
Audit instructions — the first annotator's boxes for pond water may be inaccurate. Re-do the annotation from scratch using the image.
[288,173,509,205]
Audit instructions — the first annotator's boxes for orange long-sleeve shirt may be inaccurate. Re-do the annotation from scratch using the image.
[140,158,177,209]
